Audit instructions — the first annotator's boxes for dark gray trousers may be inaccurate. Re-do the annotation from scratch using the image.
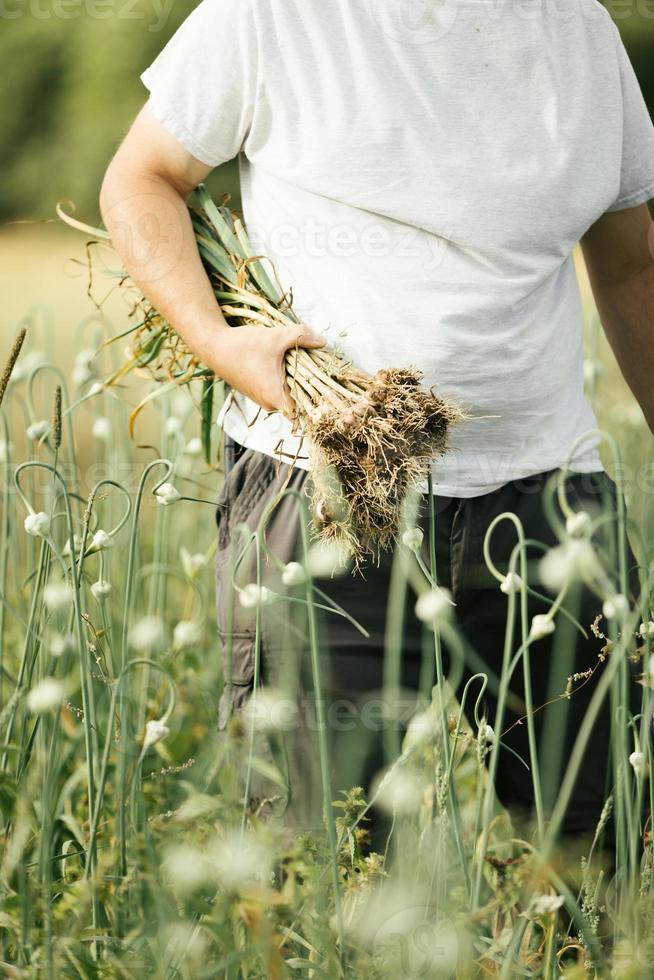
[215,446,641,839]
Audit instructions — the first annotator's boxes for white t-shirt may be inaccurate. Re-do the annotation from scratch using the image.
[142,0,654,497]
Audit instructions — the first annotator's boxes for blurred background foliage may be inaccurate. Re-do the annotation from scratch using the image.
[0,0,652,222]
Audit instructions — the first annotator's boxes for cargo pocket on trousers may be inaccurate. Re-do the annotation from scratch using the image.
[217,631,257,730]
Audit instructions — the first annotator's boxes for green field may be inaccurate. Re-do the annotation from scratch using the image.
[1,3,654,974]
[0,218,652,976]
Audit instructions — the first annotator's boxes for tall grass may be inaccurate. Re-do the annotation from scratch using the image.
[0,301,652,978]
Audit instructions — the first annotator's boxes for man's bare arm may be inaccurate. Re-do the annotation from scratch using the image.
[100,105,324,414]
[581,202,654,433]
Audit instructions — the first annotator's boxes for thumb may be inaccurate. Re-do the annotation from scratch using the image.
[282,323,327,352]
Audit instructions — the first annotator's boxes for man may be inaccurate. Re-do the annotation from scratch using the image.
[101,0,654,842]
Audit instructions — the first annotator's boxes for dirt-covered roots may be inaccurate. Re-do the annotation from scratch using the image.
[302,368,463,565]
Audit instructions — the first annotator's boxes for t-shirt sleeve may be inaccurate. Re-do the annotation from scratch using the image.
[140,0,258,168]
[605,25,654,212]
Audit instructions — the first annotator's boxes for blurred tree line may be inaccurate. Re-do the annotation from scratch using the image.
[1,1,652,222]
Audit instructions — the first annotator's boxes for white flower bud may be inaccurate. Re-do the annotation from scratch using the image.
[91,529,114,552]
[143,718,170,749]
[478,723,495,746]
[372,766,424,817]
[539,540,595,592]
[531,894,565,916]
[500,572,523,595]
[306,540,349,578]
[62,534,82,557]
[401,527,423,552]
[75,348,97,368]
[92,417,112,441]
[639,621,654,639]
[282,562,306,587]
[24,512,50,537]
[180,547,208,578]
[27,419,49,440]
[155,483,181,506]
[87,382,104,398]
[171,389,189,416]
[173,620,202,650]
[238,584,274,609]
[183,437,203,457]
[91,579,112,602]
[174,456,193,479]
[243,688,298,734]
[415,588,453,626]
[165,416,183,437]
[208,832,272,890]
[629,751,648,776]
[530,614,555,641]
[43,583,74,613]
[27,678,65,714]
[566,511,592,538]
[129,616,165,652]
[49,632,75,658]
[404,710,439,748]
[163,845,211,892]
[603,594,630,620]
[11,350,46,383]
[72,364,93,388]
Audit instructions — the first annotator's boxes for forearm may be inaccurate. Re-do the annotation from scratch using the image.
[99,166,229,368]
[592,263,654,433]
[99,157,324,413]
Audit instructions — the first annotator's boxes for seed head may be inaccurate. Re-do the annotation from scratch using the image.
[52,386,62,450]
[0,328,27,407]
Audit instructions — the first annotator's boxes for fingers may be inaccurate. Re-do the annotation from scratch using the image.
[279,377,297,420]
[266,323,324,418]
